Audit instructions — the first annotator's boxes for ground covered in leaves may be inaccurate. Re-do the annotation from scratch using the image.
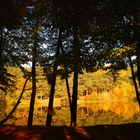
[0,123,140,140]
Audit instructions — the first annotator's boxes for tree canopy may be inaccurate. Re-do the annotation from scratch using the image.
[0,0,140,126]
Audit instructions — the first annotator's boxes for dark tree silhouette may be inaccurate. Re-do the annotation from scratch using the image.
[46,29,62,126]
[27,18,39,126]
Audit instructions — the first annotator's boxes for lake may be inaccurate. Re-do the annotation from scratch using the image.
[1,99,140,126]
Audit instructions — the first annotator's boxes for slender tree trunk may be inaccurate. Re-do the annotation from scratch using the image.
[128,55,140,107]
[46,29,62,126]
[71,26,79,126]
[65,71,72,108]
[71,67,79,126]
[60,42,72,124]
[66,73,74,126]
[136,48,140,87]
[27,18,39,126]
[0,77,30,124]
[137,61,140,87]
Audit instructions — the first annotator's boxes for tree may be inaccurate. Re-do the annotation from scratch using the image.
[0,0,21,92]
[43,0,101,126]
[94,0,140,106]
[0,0,32,92]
[70,26,80,126]
[27,0,46,126]
[46,29,62,126]
[27,17,39,126]
[128,55,140,107]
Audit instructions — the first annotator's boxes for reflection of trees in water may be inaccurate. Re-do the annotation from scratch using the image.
[3,102,140,126]
[38,106,48,113]
[78,107,93,115]
[37,106,62,113]
[77,108,126,125]
[78,102,140,119]
[77,102,140,125]
[52,107,70,126]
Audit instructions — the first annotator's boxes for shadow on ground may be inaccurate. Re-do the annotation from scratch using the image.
[0,123,140,140]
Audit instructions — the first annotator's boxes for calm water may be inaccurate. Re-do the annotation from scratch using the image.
[1,100,140,126]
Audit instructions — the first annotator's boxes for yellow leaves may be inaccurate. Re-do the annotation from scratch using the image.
[109,44,135,59]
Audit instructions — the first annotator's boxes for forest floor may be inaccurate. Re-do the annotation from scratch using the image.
[0,123,140,140]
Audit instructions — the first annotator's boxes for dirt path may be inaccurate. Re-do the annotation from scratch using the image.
[0,123,140,140]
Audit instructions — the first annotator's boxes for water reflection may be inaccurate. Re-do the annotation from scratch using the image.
[78,102,140,118]
[77,102,140,126]
[1,101,140,126]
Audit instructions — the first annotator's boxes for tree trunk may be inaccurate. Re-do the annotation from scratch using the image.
[137,62,140,87]
[71,67,79,126]
[27,18,39,126]
[71,26,79,126]
[128,55,140,107]
[46,29,62,126]
[0,77,30,124]
[65,70,72,109]
[65,63,73,126]
[60,41,72,125]
[136,47,140,87]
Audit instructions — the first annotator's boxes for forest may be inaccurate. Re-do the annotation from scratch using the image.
[0,0,140,139]
[0,66,140,126]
